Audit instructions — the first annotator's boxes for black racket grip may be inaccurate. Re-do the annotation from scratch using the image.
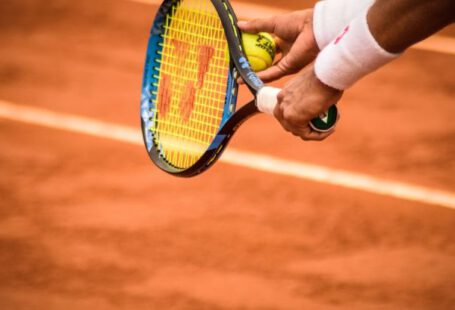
[309,105,338,133]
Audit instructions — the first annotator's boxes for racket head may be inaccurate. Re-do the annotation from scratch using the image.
[141,0,245,176]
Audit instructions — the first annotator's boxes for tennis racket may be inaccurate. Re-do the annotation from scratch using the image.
[141,0,338,177]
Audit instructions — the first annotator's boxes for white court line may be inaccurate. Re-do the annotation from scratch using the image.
[1,99,455,210]
[129,0,455,56]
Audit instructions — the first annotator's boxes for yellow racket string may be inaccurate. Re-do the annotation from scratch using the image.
[150,0,230,169]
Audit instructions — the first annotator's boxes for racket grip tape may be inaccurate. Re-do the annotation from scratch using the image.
[257,86,338,133]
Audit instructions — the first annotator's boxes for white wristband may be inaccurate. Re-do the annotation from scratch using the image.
[314,10,400,91]
[313,0,375,49]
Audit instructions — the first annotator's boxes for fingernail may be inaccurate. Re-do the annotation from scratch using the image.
[238,21,247,27]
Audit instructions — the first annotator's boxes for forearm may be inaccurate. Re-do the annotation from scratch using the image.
[369,0,455,53]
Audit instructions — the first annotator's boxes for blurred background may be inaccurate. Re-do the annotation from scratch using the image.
[0,0,454,309]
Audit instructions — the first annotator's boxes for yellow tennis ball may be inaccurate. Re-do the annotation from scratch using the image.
[242,32,276,72]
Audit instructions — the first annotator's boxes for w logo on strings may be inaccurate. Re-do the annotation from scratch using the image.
[157,40,215,122]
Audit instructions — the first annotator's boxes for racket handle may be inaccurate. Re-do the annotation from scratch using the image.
[257,86,338,133]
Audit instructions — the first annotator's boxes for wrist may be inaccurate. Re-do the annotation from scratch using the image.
[310,64,343,105]
[314,9,400,91]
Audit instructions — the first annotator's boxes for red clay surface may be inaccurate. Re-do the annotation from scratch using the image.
[1,0,454,309]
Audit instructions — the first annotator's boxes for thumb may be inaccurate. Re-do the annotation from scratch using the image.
[255,65,288,83]
[237,63,287,85]
[256,56,295,83]
[238,57,292,84]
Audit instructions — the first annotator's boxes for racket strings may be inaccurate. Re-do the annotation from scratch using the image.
[150,0,230,168]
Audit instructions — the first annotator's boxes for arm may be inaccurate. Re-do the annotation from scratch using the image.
[278,0,455,141]
[369,0,455,53]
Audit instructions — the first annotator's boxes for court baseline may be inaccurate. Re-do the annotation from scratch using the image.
[1,99,454,210]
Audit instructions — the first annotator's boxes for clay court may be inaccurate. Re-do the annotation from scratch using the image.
[1,0,454,309]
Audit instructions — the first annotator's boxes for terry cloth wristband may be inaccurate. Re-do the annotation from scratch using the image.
[313,0,375,49]
[314,10,400,91]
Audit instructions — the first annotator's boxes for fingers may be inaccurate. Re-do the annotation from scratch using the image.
[273,96,337,141]
[278,120,336,141]
[300,128,335,141]
[238,19,277,34]
[237,62,288,84]
[262,63,342,142]
[255,65,287,83]
[240,56,294,84]
[257,53,296,81]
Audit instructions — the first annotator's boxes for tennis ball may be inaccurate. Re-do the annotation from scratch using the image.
[242,32,276,72]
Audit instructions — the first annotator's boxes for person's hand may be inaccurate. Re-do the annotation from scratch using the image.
[238,10,319,83]
[274,64,342,141]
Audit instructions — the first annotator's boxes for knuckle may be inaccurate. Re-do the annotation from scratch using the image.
[276,89,287,101]
[278,59,291,71]
[278,59,299,74]
[282,108,300,124]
